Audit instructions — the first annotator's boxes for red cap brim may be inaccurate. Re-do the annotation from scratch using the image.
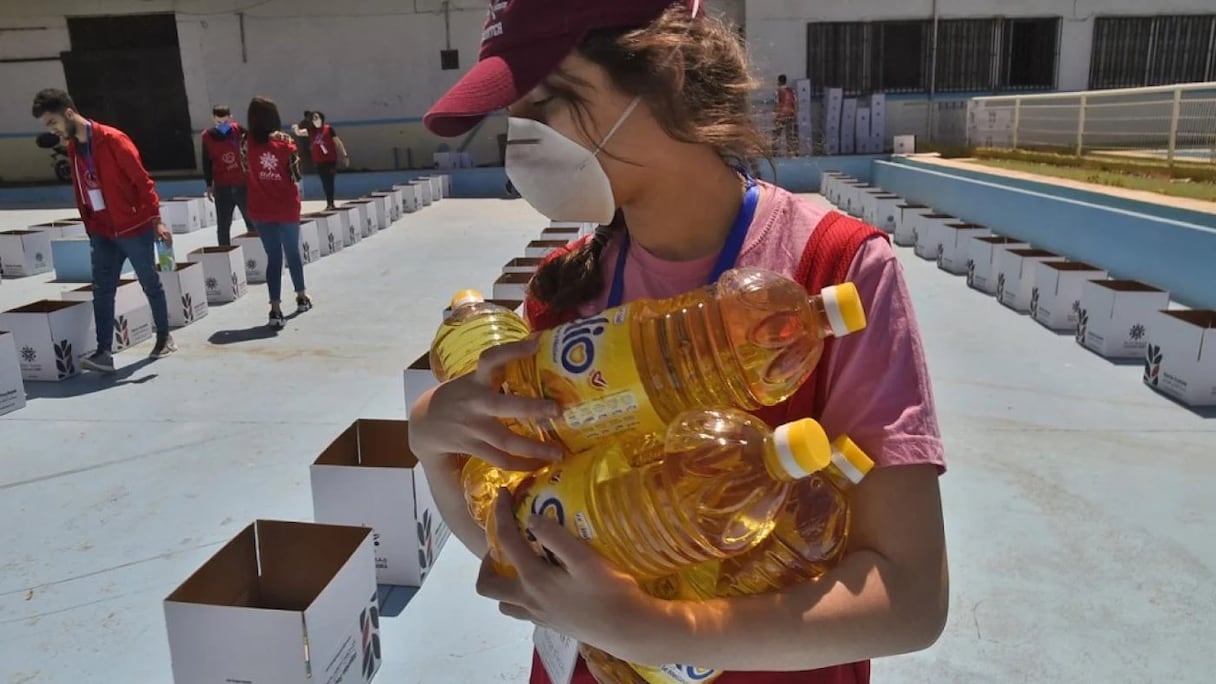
[424,35,582,138]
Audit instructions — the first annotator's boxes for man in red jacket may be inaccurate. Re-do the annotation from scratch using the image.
[32,88,177,373]
[201,104,248,246]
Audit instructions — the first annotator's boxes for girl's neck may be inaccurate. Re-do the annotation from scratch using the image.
[618,151,749,262]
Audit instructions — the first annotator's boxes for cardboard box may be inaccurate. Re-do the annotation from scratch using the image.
[0,230,54,277]
[187,246,247,304]
[869,194,903,233]
[411,180,433,206]
[159,262,209,328]
[819,172,848,204]
[868,93,887,152]
[28,220,87,241]
[823,89,843,155]
[311,419,452,587]
[996,248,1065,313]
[361,196,391,231]
[336,206,363,247]
[304,212,344,256]
[371,192,402,224]
[61,279,155,352]
[913,213,958,260]
[937,223,991,274]
[0,300,92,382]
[494,272,531,300]
[1077,280,1171,359]
[403,352,437,419]
[893,204,934,247]
[299,220,322,265]
[0,330,27,416]
[504,257,542,275]
[857,190,890,227]
[843,183,874,217]
[233,232,276,284]
[172,196,215,227]
[1031,262,1108,331]
[394,184,419,213]
[893,135,916,155]
[1143,309,1216,406]
[345,202,377,239]
[540,228,579,243]
[52,236,134,282]
[164,520,381,684]
[968,236,1028,294]
[160,199,203,234]
[855,107,871,153]
[526,240,567,258]
[840,98,857,155]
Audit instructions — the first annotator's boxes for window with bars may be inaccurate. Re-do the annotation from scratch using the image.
[1089,15,1216,89]
[807,17,1060,95]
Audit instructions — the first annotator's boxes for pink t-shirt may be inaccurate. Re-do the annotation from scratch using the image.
[578,182,945,471]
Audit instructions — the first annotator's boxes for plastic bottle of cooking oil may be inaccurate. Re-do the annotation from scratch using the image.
[429,290,532,527]
[622,436,875,684]
[502,267,866,454]
[489,408,838,583]
[156,239,175,272]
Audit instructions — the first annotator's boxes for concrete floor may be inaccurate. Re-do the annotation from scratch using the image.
[0,196,1213,684]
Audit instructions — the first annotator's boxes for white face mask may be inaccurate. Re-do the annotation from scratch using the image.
[505,97,640,225]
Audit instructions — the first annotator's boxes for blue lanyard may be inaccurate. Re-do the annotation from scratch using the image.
[606,176,760,309]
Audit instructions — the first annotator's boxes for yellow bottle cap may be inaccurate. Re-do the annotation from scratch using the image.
[449,289,485,308]
[771,418,832,479]
[821,282,867,337]
[829,435,875,484]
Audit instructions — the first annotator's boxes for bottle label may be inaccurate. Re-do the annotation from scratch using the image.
[515,450,600,555]
[536,305,666,452]
[633,663,719,684]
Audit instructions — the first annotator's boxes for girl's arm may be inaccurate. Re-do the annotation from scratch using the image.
[413,387,490,558]
[637,463,948,670]
[334,135,350,168]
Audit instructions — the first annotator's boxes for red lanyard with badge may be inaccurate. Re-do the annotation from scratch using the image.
[75,122,106,212]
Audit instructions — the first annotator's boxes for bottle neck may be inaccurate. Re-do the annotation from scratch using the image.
[808,296,837,339]
[820,460,860,492]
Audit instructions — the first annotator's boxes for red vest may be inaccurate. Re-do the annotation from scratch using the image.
[202,124,246,187]
[526,211,888,684]
[308,124,338,164]
[244,136,301,224]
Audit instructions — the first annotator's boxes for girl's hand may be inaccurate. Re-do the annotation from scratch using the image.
[476,489,679,664]
[409,338,563,472]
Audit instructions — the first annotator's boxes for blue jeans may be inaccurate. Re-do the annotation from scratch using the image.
[252,221,306,303]
[89,228,170,353]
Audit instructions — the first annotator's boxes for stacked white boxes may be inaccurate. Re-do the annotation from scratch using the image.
[840,98,857,155]
[823,88,843,155]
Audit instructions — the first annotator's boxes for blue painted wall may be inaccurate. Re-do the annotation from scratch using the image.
[872,160,1216,310]
[758,155,883,192]
[896,157,1216,229]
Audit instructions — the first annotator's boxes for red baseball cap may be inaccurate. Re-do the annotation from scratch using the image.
[424,0,696,137]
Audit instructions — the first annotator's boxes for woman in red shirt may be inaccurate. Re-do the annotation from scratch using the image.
[243,96,313,330]
[409,1,948,683]
[292,110,349,211]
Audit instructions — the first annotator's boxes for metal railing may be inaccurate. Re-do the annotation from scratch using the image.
[967,82,1216,163]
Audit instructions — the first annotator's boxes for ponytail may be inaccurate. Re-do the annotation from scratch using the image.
[527,213,625,313]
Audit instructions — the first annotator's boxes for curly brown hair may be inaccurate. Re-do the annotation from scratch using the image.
[527,5,767,314]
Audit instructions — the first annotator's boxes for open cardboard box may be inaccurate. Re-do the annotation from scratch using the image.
[1077,280,1170,359]
[172,196,216,227]
[340,204,370,243]
[299,220,322,264]
[937,223,990,275]
[540,227,579,242]
[0,329,26,416]
[1143,309,1216,407]
[61,279,154,352]
[996,248,1065,313]
[0,230,53,277]
[28,220,87,241]
[526,240,567,258]
[894,204,933,247]
[968,236,1028,295]
[394,184,420,213]
[347,200,380,237]
[410,180,433,206]
[494,272,531,300]
[1031,261,1108,331]
[159,262,210,328]
[842,183,874,217]
[912,213,957,261]
[311,419,451,587]
[370,192,402,224]
[0,300,92,382]
[504,257,542,275]
[164,520,380,684]
[187,246,247,304]
[867,194,903,233]
[304,211,345,256]
[233,232,276,284]
[160,199,203,234]
[403,352,437,419]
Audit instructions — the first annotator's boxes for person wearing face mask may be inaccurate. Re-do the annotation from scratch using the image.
[31,88,178,372]
[201,105,249,246]
[291,110,348,210]
[412,2,948,684]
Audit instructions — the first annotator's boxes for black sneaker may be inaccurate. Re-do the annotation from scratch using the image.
[81,350,115,373]
[268,310,286,330]
[149,335,178,359]
[295,294,313,314]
